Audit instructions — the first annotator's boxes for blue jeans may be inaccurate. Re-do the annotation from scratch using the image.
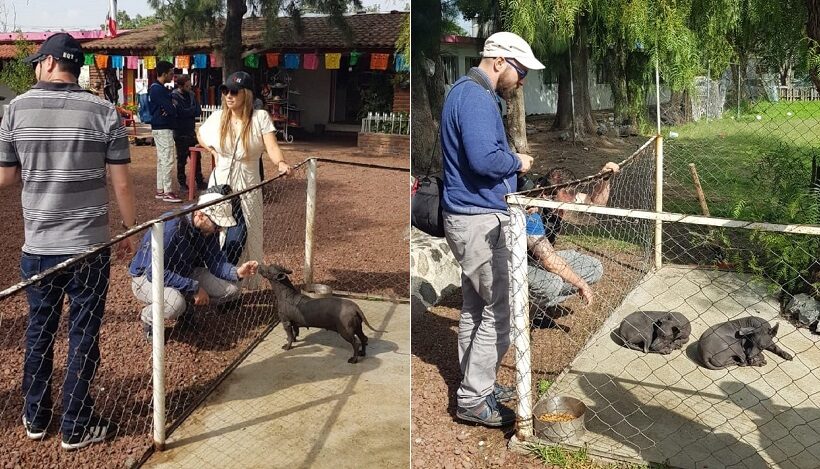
[21,249,110,435]
[223,198,247,265]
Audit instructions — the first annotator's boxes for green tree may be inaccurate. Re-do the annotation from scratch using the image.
[101,9,163,30]
[0,37,35,95]
[148,0,360,78]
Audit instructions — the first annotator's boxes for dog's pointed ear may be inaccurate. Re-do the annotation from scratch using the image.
[771,322,779,337]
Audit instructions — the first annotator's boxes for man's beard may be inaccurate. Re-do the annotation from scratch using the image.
[497,82,518,100]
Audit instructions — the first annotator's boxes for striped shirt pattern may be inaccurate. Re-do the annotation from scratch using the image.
[0,82,131,255]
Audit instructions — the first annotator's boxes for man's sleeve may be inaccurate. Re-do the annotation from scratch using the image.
[0,104,19,167]
[144,228,199,293]
[203,238,240,282]
[457,88,521,179]
[105,105,131,165]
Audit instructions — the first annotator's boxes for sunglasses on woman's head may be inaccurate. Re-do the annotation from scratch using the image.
[221,88,240,96]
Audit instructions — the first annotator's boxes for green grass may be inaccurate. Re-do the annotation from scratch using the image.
[536,378,553,397]
[525,443,669,468]
[662,100,820,218]
[562,233,645,254]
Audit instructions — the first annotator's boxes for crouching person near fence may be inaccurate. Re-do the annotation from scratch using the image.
[0,33,137,450]
[128,192,259,342]
[524,163,619,325]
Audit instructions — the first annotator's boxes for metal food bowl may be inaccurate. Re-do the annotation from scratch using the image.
[532,395,587,443]
[303,283,333,298]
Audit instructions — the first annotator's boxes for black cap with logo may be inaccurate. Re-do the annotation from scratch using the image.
[219,71,255,93]
[24,32,84,65]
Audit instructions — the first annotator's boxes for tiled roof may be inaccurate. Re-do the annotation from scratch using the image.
[0,44,21,59]
[83,12,407,53]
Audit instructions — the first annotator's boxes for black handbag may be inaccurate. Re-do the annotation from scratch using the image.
[411,174,445,237]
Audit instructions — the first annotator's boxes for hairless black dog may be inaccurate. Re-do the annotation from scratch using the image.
[259,264,385,363]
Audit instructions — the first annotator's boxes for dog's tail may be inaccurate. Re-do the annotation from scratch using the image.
[357,308,387,333]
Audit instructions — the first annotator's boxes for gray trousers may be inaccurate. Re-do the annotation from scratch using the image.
[443,211,511,408]
[527,250,603,310]
[132,268,241,324]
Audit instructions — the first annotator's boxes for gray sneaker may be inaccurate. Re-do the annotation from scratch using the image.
[494,382,517,403]
[456,394,515,427]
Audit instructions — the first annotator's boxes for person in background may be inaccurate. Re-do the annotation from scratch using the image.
[523,162,619,325]
[172,75,205,192]
[0,32,136,450]
[197,71,291,289]
[149,60,182,203]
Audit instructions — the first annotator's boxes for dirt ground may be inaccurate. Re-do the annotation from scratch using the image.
[0,136,408,468]
[411,116,654,469]
[526,113,649,181]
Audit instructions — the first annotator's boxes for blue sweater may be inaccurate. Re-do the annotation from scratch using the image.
[440,69,521,214]
[128,212,238,293]
[148,81,176,130]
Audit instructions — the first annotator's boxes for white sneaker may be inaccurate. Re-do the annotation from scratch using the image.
[61,417,114,450]
[22,415,47,440]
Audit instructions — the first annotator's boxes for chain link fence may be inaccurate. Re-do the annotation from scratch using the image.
[506,125,820,467]
[0,157,408,467]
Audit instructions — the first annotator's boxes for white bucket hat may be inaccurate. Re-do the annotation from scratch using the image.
[481,31,545,71]
[197,192,237,228]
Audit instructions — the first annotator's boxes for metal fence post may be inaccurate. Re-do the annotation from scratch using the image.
[151,222,166,451]
[508,203,533,441]
[654,136,664,270]
[304,158,317,285]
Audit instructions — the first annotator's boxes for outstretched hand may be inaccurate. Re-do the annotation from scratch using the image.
[237,261,259,279]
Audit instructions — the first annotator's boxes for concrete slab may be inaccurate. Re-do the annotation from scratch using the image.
[541,266,820,469]
[145,299,410,469]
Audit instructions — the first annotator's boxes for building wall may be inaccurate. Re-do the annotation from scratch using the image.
[393,84,409,113]
[288,68,333,133]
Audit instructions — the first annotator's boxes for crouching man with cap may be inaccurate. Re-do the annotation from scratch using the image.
[128,193,259,341]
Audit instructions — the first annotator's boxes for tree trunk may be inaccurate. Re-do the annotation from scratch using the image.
[505,87,528,153]
[553,24,596,136]
[552,56,573,131]
[410,0,444,175]
[223,0,247,79]
[807,0,820,92]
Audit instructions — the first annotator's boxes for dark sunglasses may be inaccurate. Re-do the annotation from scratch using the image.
[505,58,528,80]
[221,88,240,96]
[31,56,48,69]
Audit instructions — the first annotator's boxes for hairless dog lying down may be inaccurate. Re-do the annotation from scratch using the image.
[618,311,691,354]
[259,264,385,363]
[698,316,793,369]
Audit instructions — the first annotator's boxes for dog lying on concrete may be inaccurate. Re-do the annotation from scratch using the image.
[259,263,385,363]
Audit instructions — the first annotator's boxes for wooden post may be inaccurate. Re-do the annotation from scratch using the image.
[688,163,710,216]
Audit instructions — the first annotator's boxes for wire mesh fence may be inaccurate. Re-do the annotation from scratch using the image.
[0,157,409,467]
[507,136,820,468]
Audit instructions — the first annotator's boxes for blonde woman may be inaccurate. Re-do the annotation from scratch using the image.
[197,71,291,289]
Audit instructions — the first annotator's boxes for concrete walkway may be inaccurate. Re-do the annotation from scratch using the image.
[145,299,410,469]
[541,266,820,469]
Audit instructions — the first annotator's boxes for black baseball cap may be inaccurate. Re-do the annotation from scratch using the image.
[219,71,254,93]
[24,32,84,65]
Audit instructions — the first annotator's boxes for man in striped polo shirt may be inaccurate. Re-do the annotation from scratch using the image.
[0,33,136,451]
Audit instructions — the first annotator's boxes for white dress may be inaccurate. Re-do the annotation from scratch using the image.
[198,109,276,289]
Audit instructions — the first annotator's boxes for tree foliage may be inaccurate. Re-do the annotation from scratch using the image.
[147,0,360,76]
[101,9,163,30]
[0,37,35,95]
